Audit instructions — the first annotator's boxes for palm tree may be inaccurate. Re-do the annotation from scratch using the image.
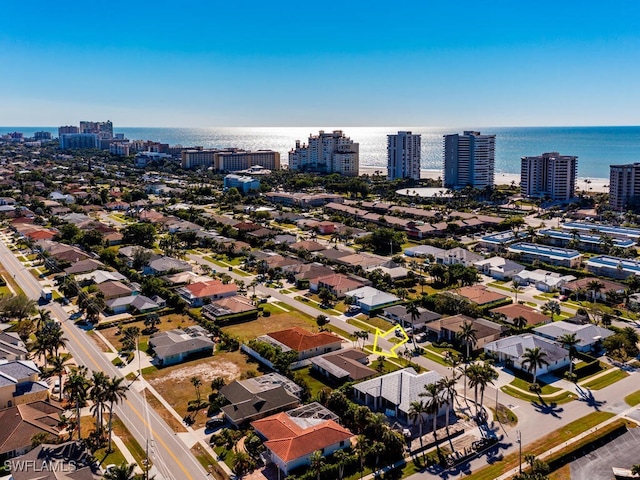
[456,322,477,401]
[231,451,253,476]
[105,376,128,452]
[587,280,605,304]
[353,435,369,480]
[64,366,90,440]
[370,441,386,473]
[513,315,528,332]
[558,333,579,377]
[420,382,443,454]
[466,364,484,418]
[48,353,71,402]
[479,364,499,415]
[333,449,349,480]
[408,400,427,448]
[309,450,325,480]
[190,376,203,404]
[90,371,109,437]
[406,300,421,351]
[34,309,53,330]
[542,300,561,322]
[511,279,523,303]
[521,347,549,388]
[103,463,136,480]
[438,374,458,449]
[631,464,640,476]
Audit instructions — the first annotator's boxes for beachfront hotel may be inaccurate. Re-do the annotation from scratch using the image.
[609,163,640,211]
[387,131,421,180]
[443,131,495,189]
[288,130,359,176]
[520,152,578,201]
[181,148,280,171]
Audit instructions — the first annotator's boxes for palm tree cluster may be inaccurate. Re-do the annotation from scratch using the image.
[63,366,128,452]
[33,310,67,369]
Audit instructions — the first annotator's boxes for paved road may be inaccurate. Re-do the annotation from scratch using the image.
[0,240,209,480]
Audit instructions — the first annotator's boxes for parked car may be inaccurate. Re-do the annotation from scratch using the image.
[415,333,427,343]
[206,417,225,430]
[52,379,60,394]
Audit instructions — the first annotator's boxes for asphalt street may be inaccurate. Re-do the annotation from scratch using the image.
[0,240,210,480]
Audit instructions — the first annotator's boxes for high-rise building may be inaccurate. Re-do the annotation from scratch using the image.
[443,131,495,189]
[180,149,280,171]
[289,130,359,176]
[215,150,280,172]
[521,152,578,201]
[80,120,113,139]
[609,163,640,211]
[33,131,52,141]
[59,133,99,150]
[387,131,421,180]
[58,126,79,136]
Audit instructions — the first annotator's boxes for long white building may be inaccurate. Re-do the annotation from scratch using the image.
[609,163,640,211]
[288,130,359,176]
[521,152,577,201]
[443,131,495,189]
[387,131,421,180]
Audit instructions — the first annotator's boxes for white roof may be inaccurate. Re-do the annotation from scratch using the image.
[354,368,444,414]
[515,269,576,286]
[75,270,126,284]
[345,286,400,308]
[484,334,569,364]
[534,321,614,346]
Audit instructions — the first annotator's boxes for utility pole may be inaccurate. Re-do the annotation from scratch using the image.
[516,430,522,474]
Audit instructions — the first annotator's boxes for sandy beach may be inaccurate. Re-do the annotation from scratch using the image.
[359,166,609,193]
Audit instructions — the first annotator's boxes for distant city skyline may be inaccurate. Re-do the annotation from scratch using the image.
[1,1,639,127]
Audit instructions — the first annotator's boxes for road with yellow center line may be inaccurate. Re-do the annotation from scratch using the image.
[0,239,208,480]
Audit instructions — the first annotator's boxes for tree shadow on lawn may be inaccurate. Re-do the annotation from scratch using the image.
[575,385,607,411]
[531,396,564,418]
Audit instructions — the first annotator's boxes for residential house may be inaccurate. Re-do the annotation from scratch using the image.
[345,286,401,314]
[533,321,614,353]
[353,369,448,424]
[105,295,160,315]
[382,304,441,331]
[258,327,342,361]
[149,326,214,366]
[453,285,508,307]
[0,360,49,409]
[0,402,65,460]
[483,334,570,375]
[309,273,368,298]
[8,441,100,479]
[426,315,505,350]
[513,269,576,292]
[289,240,326,253]
[286,263,334,288]
[75,269,127,285]
[144,256,192,275]
[220,373,301,427]
[311,349,376,383]
[490,304,550,327]
[251,407,352,476]
[201,296,258,322]
[436,247,483,267]
[404,245,446,258]
[560,277,626,301]
[474,257,525,281]
[0,332,28,362]
[96,280,133,300]
[178,279,237,307]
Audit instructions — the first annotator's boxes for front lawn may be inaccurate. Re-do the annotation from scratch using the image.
[625,389,640,406]
[581,368,629,390]
[222,307,315,341]
[500,385,575,404]
[509,376,561,395]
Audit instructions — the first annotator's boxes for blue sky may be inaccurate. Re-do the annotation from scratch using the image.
[1,1,639,127]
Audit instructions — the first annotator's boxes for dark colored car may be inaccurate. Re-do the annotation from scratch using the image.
[206,417,225,430]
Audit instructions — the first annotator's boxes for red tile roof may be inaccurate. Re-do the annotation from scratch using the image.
[185,279,237,298]
[252,413,352,463]
[267,327,340,352]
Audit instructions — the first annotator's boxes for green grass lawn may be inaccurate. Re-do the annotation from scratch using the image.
[422,349,451,367]
[581,368,629,390]
[425,343,462,358]
[347,318,377,334]
[489,283,514,292]
[500,385,576,404]
[509,377,561,395]
[624,389,640,406]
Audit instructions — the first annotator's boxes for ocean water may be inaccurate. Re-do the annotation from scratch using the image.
[4,126,640,179]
